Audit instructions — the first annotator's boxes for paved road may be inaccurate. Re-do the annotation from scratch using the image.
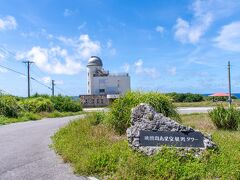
[0,115,89,180]
[84,107,215,114]
[177,107,214,114]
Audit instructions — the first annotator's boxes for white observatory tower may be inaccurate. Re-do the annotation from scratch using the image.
[87,56,103,95]
[86,56,130,96]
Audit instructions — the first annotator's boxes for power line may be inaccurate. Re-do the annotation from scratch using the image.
[31,77,52,90]
[0,64,26,77]
[55,86,68,95]
[0,63,52,92]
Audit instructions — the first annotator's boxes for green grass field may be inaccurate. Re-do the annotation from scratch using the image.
[0,111,83,125]
[174,99,240,107]
[52,113,240,179]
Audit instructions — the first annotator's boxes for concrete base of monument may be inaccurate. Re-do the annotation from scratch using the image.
[126,103,217,156]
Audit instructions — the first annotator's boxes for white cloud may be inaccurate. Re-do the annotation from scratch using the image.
[0,16,17,31]
[63,9,75,17]
[0,52,5,61]
[134,59,159,78]
[78,22,87,30]
[0,67,8,73]
[41,76,51,84]
[122,63,130,73]
[214,21,240,52]
[174,14,212,44]
[21,28,53,40]
[78,35,101,58]
[17,34,102,75]
[106,40,116,56]
[155,26,164,33]
[55,80,64,85]
[58,34,101,59]
[174,0,240,44]
[17,46,83,75]
[168,67,177,76]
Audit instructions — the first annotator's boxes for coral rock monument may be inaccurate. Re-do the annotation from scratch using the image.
[127,103,216,156]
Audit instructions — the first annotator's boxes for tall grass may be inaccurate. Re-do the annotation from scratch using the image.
[52,113,240,179]
[209,105,240,130]
[106,91,180,135]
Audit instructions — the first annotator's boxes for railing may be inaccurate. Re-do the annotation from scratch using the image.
[108,73,129,77]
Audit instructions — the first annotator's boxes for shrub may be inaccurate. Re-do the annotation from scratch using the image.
[22,112,41,120]
[31,93,50,99]
[50,95,82,112]
[166,92,204,102]
[90,112,105,126]
[209,105,240,130]
[107,91,179,134]
[20,97,54,113]
[0,95,21,117]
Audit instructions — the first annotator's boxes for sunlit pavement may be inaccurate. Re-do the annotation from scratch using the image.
[0,115,89,180]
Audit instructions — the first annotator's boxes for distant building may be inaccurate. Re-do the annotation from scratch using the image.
[80,56,131,107]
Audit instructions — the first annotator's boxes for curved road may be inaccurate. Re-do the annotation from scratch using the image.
[0,115,88,180]
[0,107,214,180]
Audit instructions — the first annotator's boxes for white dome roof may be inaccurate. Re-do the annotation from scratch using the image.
[87,56,103,67]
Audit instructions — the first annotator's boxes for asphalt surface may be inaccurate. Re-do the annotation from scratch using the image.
[0,115,89,180]
[177,107,214,114]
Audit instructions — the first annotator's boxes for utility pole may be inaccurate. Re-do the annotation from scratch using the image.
[23,61,34,98]
[228,61,232,106]
[52,80,55,96]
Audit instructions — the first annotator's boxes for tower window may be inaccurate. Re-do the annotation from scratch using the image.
[99,89,105,93]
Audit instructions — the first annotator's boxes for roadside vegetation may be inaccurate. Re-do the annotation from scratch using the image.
[52,91,240,179]
[209,105,240,130]
[164,92,240,107]
[0,94,82,125]
[106,91,180,134]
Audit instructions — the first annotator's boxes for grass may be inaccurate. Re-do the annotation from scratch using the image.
[52,113,240,179]
[174,99,240,107]
[0,111,83,125]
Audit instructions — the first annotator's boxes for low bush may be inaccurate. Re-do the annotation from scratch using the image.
[166,92,204,102]
[107,91,179,134]
[209,105,240,130]
[21,112,41,120]
[20,97,54,113]
[90,112,105,126]
[0,95,21,117]
[50,95,82,112]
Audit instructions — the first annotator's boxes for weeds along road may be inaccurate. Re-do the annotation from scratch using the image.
[0,107,219,180]
[0,115,88,180]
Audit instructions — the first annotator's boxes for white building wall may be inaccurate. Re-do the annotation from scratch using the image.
[92,75,130,95]
[87,66,101,95]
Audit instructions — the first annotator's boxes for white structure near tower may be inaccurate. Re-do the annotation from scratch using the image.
[87,56,130,96]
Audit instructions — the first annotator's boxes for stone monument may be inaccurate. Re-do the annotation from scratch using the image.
[126,103,216,156]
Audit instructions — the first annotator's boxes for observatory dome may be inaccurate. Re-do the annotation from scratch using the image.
[87,56,103,67]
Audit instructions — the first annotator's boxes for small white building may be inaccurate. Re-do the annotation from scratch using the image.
[87,56,131,96]
[80,56,131,107]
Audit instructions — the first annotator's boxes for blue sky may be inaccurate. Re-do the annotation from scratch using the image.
[1,0,240,96]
